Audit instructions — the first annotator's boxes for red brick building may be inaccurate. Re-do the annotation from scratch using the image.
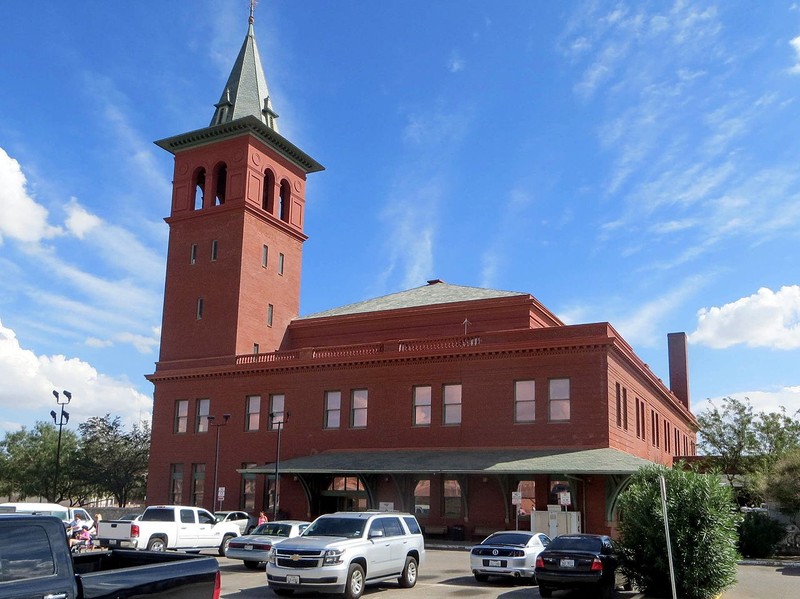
[146,13,697,538]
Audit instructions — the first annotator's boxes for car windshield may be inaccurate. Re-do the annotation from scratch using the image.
[483,532,531,546]
[548,536,602,552]
[253,523,291,536]
[303,517,363,538]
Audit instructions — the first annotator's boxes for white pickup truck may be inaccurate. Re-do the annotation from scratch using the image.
[97,505,239,555]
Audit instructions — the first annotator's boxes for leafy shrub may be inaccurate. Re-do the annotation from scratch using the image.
[738,511,786,558]
[617,464,740,599]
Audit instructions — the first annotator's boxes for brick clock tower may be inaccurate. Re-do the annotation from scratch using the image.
[154,13,323,366]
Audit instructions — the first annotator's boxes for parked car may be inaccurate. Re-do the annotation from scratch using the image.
[226,520,310,569]
[0,501,93,529]
[118,513,142,521]
[0,513,220,598]
[470,530,550,583]
[98,505,239,554]
[215,510,258,534]
[534,533,628,598]
[266,511,425,598]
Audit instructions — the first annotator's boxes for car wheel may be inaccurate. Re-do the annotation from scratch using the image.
[539,584,553,598]
[219,533,235,557]
[146,537,167,551]
[244,560,260,570]
[343,563,365,599]
[398,556,418,588]
[474,573,489,583]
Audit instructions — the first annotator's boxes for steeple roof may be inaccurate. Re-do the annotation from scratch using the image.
[210,17,279,131]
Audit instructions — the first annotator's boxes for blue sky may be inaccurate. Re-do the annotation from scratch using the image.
[1,0,799,435]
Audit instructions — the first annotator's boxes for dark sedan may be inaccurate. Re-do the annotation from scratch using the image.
[534,533,627,598]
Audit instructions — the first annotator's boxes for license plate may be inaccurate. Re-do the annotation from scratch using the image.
[109,540,118,546]
[287,575,300,585]
[560,559,575,568]
[488,560,502,567]
[244,544,253,550]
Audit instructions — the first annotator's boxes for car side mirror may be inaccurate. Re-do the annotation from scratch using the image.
[369,529,385,539]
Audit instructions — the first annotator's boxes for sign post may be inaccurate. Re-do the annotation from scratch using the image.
[511,491,522,530]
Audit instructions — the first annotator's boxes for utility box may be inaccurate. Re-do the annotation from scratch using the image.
[532,510,581,538]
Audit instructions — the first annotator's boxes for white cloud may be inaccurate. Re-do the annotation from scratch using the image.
[0,317,151,433]
[690,286,800,349]
[448,51,465,73]
[698,386,800,418]
[789,35,800,74]
[0,147,62,244]
[64,198,102,239]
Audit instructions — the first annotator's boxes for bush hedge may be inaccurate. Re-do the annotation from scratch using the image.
[738,511,786,558]
[617,464,740,599]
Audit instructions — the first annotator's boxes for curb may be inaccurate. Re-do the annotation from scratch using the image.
[739,559,800,568]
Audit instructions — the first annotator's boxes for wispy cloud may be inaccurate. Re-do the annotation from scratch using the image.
[789,35,800,74]
[690,286,800,350]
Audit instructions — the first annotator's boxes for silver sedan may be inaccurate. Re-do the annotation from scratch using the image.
[470,530,551,583]
[225,520,310,569]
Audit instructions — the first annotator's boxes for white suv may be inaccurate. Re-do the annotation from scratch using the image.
[265,511,425,599]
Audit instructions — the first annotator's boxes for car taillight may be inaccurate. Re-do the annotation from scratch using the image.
[535,556,544,568]
[590,557,603,571]
[213,570,221,599]
[131,524,139,538]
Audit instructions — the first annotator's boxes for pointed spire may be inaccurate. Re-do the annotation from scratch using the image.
[210,2,279,131]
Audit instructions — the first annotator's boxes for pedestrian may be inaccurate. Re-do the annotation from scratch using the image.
[258,511,268,525]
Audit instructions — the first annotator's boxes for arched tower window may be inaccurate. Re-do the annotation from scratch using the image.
[262,169,275,214]
[213,163,227,206]
[278,180,291,222]
[192,168,206,210]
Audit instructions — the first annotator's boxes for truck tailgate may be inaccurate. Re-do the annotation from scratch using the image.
[77,550,219,599]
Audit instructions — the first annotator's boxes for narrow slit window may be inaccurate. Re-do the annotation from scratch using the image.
[190,244,197,264]
[267,304,274,327]
[196,298,204,320]
[262,244,268,268]
[278,253,285,275]
[211,240,218,261]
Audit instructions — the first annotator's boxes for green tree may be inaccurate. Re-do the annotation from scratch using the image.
[768,448,800,523]
[0,422,79,502]
[696,397,758,487]
[617,464,740,599]
[77,415,150,507]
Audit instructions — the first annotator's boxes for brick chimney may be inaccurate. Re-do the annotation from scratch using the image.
[667,332,690,409]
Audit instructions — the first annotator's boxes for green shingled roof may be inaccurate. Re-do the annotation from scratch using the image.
[242,448,654,476]
[300,281,528,320]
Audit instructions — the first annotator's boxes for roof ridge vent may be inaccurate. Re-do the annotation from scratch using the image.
[426,279,444,285]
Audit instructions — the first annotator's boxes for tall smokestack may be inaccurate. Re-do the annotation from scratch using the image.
[667,332,690,410]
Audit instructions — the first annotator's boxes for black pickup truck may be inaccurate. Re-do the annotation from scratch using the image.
[0,514,220,599]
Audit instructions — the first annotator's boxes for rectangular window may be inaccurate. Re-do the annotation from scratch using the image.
[622,388,628,430]
[191,463,205,507]
[246,395,260,431]
[514,380,536,422]
[174,400,188,433]
[278,252,285,275]
[196,398,210,432]
[443,384,462,425]
[641,401,646,442]
[196,298,204,320]
[665,420,670,453]
[413,386,432,426]
[267,304,274,327]
[635,398,641,438]
[253,343,259,354]
[170,463,183,504]
[548,378,570,421]
[443,478,463,518]
[241,463,257,511]
[211,239,218,261]
[351,389,368,428]
[324,391,341,429]
[190,244,197,264]
[262,244,268,268]
[269,394,285,430]
[615,383,622,427]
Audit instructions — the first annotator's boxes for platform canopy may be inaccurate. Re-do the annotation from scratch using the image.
[239,447,655,477]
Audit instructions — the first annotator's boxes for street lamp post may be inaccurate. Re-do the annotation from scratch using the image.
[50,390,71,502]
[269,411,289,521]
[207,413,230,513]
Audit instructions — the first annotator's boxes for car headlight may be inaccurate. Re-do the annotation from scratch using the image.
[322,549,344,565]
[267,548,277,564]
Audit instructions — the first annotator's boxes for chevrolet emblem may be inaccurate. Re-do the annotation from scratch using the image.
[291,554,301,561]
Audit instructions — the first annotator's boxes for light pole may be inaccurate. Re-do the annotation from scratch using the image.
[269,411,289,521]
[207,413,230,513]
[50,389,71,502]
